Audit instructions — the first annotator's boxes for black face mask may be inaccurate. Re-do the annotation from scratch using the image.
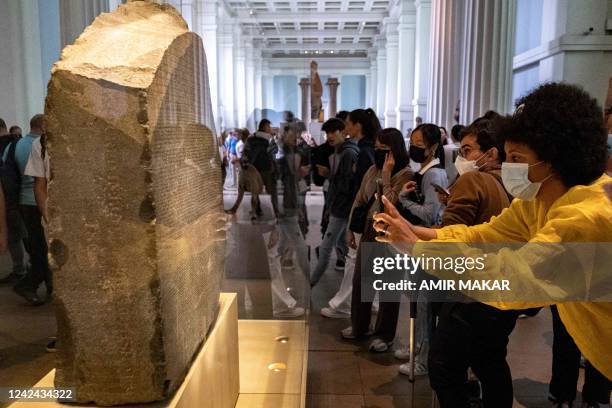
[374,149,390,169]
[409,145,427,163]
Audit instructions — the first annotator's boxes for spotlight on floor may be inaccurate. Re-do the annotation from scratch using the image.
[267,363,287,372]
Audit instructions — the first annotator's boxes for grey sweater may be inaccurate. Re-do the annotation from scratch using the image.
[399,166,448,227]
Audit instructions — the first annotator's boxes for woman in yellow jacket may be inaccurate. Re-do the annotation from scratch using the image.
[373,83,611,407]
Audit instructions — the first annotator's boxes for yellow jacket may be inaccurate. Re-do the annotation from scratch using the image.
[432,174,612,380]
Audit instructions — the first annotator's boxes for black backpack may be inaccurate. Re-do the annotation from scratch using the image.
[0,140,22,210]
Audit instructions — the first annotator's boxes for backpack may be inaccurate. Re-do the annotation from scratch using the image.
[0,140,22,210]
[246,136,274,172]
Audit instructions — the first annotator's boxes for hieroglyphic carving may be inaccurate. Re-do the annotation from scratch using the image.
[45,2,223,405]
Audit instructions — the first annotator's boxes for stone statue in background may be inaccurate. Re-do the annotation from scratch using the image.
[310,60,323,121]
[45,2,223,405]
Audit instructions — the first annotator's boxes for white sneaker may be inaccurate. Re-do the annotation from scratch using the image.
[394,347,411,360]
[320,307,350,319]
[341,326,373,339]
[274,306,305,318]
[369,338,393,352]
[399,361,428,376]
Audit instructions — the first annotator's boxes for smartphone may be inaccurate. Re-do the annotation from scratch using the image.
[431,182,450,197]
[375,179,385,237]
[376,179,384,211]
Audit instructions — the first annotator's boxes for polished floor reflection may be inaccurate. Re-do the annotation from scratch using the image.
[0,188,589,408]
[222,188,587,408]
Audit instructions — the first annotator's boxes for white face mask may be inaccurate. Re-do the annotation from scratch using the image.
[501,161,552,201]
[454,155,478,175]
[454,151,487,176]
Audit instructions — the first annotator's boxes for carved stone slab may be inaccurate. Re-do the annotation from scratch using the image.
[44,2,223,405]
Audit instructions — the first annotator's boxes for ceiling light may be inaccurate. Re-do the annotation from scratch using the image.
[249,9,254,15]
[330,50,334,54]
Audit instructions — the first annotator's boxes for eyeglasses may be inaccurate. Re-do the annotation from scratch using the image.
[459,145,476,158]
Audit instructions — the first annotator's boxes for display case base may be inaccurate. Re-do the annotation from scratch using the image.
[236,320,308,408]
[9,295,308,408]
[10,293,240,408]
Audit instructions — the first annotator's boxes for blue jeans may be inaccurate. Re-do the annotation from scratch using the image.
[310,215,348,285]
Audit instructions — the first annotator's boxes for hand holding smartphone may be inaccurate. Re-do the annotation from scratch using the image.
[431,182,450,197]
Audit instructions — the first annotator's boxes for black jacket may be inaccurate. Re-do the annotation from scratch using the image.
[0,134,18,156]
[327,139,360,218]
[355,138,375,187]
[311,142,334,186]
[244,132,273,172]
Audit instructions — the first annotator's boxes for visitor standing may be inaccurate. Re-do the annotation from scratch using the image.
[310,118,358,288]
[3,114,50,305]
[244,119,280,217]
[0,118,26,284]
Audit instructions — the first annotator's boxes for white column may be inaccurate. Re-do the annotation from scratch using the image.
[197,0,218,127]
[365,72,372,111]
[427,0,455,127]
[368,50,378,109]
[413,0,432,125]
[262,59,274,111]
[535,0,610,108]
[217,24,235,129]
[180,0,196,30]
[253,48,263,125]
[233,39,246,127]
[375,38,387,123]
[395,0,416,132]
[460,0,516,123]
[384,18,399,128]
[244,39,256,130]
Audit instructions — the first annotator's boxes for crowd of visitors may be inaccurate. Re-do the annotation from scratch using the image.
[218,82,611,408]
[1,81,610,406]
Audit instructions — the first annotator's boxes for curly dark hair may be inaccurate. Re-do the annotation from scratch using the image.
[460,111,506,161]
[497,83,607,187]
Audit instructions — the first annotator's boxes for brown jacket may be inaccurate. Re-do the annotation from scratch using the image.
[442,168,511,227]
[350,165,415,224]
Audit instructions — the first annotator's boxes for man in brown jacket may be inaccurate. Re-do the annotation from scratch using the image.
[426,113,521,408]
